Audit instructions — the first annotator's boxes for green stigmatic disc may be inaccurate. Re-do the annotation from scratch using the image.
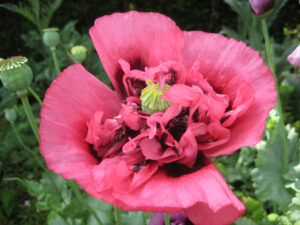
[140,80,172,114]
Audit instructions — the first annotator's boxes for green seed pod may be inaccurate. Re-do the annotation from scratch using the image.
[140,79,172,114]
[267,213,278,222]
[43,28,60,49]
[0,56,33,92]
[4,108,17,123]
[71,45,87,63]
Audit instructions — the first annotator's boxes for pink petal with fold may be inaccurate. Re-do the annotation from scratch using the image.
[39,64,120,199]
[90,11,184,98]
[182,31,276,156]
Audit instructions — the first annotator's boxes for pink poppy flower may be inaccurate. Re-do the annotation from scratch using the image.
[39,11,276,225]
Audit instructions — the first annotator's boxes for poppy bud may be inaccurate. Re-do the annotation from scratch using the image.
[5,108,17,123]
[71,45,87,63]
[140,79,172,114]
[0,56,33,92]
[267,213,278,222]
[287,45,300,67]
[43,28,60,49]
[249,0,275,15]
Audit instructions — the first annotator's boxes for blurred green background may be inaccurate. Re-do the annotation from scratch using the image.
[1,0,300,57]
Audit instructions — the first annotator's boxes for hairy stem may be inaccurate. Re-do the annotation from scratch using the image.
[261,19,288,173]
[19,92,40,142]
[11,122,45,169]
[67,180,103,225]
[3,177,26,186]
[165,213,170,225]
[51,47,61,75]
[114,206,122,225]
[28,86,43,107]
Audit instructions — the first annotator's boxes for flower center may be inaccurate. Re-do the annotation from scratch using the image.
[140,79,172,114]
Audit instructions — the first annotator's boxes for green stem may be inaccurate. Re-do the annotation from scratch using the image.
[19,92,40,142]
[11,122,45,169]
[67,180,103,225]
[3,177,26,186]
[28,86,43,107]
[51,47,61,75]
[114,207,122,225]
[165,213,170,225]
[261,19,288,173]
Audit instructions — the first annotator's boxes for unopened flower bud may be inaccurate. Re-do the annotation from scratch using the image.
[267,213,278,222]
[43,28,60,49]
[140,80,172,114]
[5,108,17,123]
[249,0,275,15]
[71,45,87,63]
[287,45,300,67]
[0,56,33,92]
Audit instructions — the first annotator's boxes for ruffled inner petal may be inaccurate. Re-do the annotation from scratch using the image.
[181,31,276,156]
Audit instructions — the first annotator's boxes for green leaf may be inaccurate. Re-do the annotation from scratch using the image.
[40,172,72,210]
[41,0,63,28]
[122,211,147,225]
[289,193,300,221]
[24,179,44,199]
[251,125,299,211]
[234,217,258,225]
[86,196,114,225]
[47,211,68,225]
[0,3,37,28]
[242,197,268,223]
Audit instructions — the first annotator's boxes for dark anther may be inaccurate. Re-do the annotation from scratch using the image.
[88,144,101,163]
[166,69,176,85]
[163,152,208,177]
[159,133,169,150]
[132,79,146,96]
[167,107,189,141]
[192,109,199,122]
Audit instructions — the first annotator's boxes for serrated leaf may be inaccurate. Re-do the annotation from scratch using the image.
[41,0,63,28]
[251,125,299,211]
[47,211,68,225]
[289,193,300,221]
[86,196,114,225]
[24,179,44,199]
[0,3,36,27]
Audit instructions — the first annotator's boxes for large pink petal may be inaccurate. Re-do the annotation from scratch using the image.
[111,158,245,219]
[184,201,243,225]
[182,31,276,156]
[39,64,121,199]
[89,11,184,98]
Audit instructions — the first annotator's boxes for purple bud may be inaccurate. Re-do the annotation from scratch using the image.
[287,45,300,67]
[249,0,275,15]
[149,211,191,225]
